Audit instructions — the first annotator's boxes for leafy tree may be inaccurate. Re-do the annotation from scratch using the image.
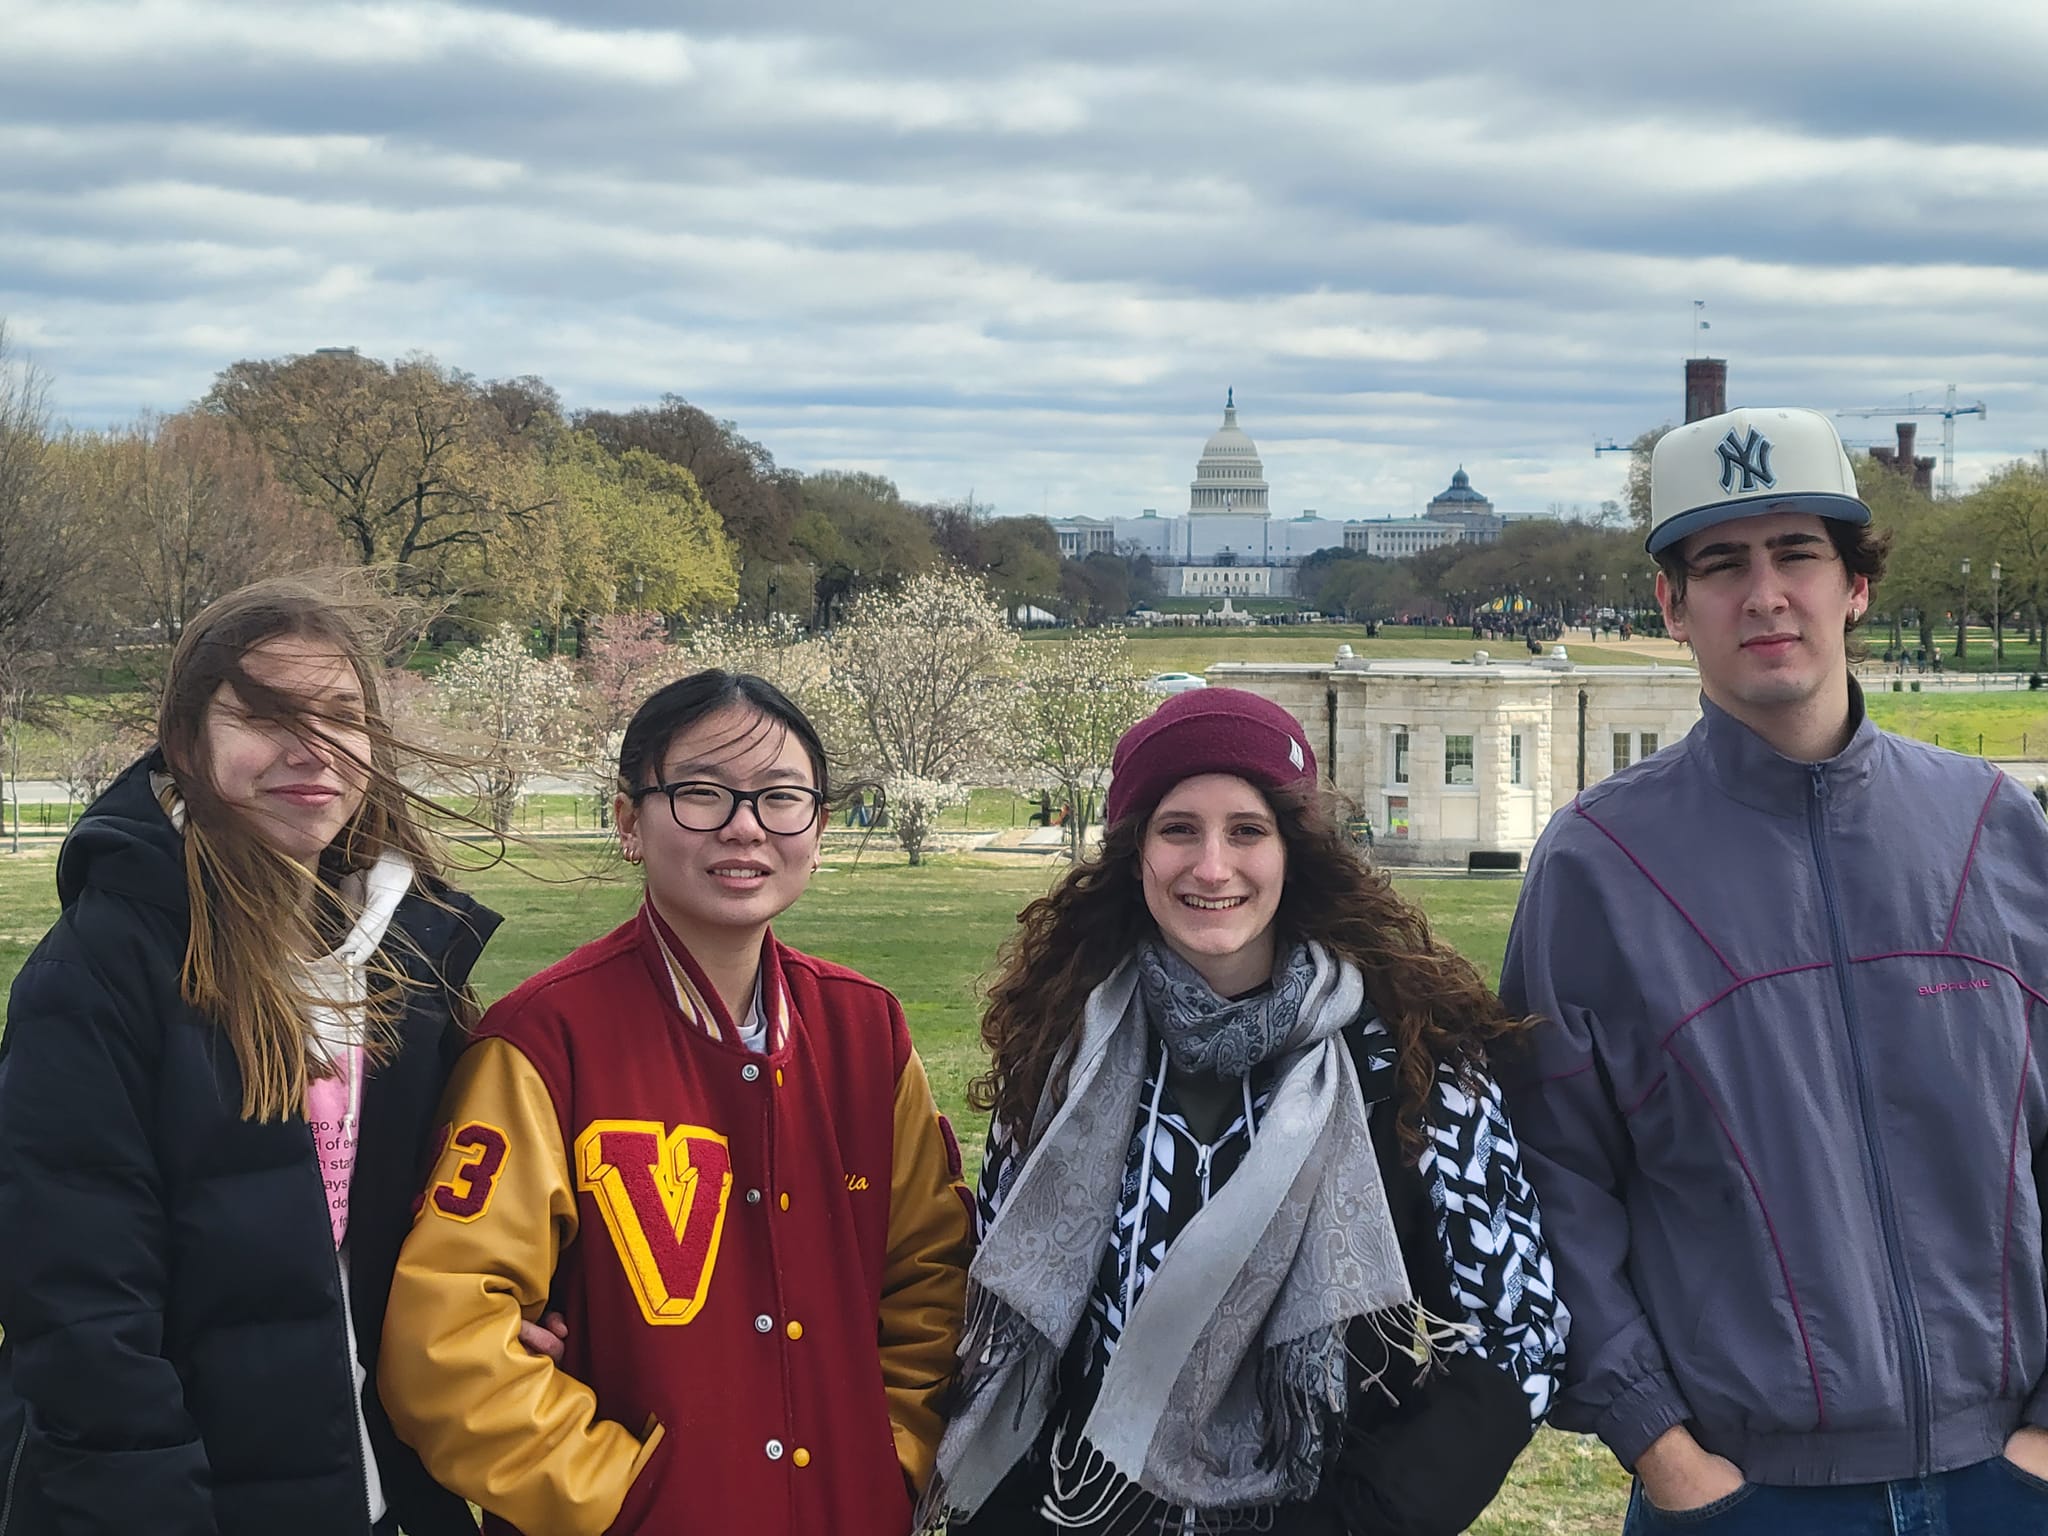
[1621,426,1673,534]
[527,431,738,632]
[1970,456,2048,664]
[976,516,1063,614]
[206,350,547,603]
[1059,552,1134,625]
[432,624,582,834]
[828,568,1018,864]
[796,470,939,628]
[1017,628,1153,860]
[1856,455,1957,659]
[576,396,799,615]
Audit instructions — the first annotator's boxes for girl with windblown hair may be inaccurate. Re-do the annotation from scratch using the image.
[0,581,499,1536]
[924,689,1566,1536]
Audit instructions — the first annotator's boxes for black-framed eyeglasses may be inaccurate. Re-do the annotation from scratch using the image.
[626,780,825,835]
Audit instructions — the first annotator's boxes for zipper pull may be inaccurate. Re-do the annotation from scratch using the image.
[1194,1141,1214,1196]
[1811,764,1827,799]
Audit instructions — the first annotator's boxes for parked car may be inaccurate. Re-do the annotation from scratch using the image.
[1145,671,1207,695]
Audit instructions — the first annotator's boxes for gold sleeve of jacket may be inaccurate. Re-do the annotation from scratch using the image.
[880,1048,974,1493]
[379,1036,663,1536]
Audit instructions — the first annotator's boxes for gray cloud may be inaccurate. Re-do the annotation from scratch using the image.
[2,0,2043,521]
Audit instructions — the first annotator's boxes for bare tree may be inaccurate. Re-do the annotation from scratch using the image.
[0,323,90,682]
[65,411,339,676]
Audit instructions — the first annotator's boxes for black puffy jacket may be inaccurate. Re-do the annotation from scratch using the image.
[0,755,499,1536]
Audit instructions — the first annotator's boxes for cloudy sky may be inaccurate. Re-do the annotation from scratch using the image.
[4,0,2046,522]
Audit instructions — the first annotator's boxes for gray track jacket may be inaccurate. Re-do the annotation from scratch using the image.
[1501,685,2048,1486]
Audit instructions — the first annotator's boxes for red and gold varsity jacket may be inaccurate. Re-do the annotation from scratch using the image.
[379,904,973,1536]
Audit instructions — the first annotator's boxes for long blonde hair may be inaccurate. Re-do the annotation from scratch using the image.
[158,579,450,1122]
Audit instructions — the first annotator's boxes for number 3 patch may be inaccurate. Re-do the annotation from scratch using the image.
[430,1121,511,1222]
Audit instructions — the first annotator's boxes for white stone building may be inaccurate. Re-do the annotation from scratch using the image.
[1188,389,1271,516]
[1208,652,1703,866]
[1160,565,1282,597]
[1341,518,1464,558]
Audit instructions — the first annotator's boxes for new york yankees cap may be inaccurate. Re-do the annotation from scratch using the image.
[1645,406,1870,556]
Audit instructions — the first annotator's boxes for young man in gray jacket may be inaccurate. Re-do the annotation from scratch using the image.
[1502,406,2048,1534]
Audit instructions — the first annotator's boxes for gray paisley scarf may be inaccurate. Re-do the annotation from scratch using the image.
[921,940,1419,1530]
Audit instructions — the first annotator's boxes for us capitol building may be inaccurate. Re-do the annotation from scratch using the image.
[1051,393,1527,596]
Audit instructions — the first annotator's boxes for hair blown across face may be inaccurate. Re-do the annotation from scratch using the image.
[971,783,1525,1160]
[159,577,455,1122]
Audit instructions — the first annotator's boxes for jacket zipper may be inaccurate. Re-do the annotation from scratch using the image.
[307,1125,373,1531]
[0,1412,26,1536]
[1194,1140,1215,1202]
[1809,765,1932,1469]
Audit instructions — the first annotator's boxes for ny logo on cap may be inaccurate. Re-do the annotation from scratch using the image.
[1716,427,1776,494]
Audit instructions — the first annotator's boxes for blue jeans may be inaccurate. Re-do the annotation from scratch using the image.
[1623,1457,2048,1534]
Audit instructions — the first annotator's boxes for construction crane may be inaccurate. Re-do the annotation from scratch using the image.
[1835,385,1986,498]
[1593,439,1629,455]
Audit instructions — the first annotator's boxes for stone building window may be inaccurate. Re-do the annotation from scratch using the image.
[1613,731,1659,772]
[1510,732,1525,786]
[1445,735,1475,787]
[1392,729,1410,785]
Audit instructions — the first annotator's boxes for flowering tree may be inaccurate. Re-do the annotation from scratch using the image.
[877,775,970,867]
[829,568,1019,864]
[580,609,674,816]
[1016,628,1154,860]
[433,624,583,834]
[53,711,149,806]
[673,610,859,782]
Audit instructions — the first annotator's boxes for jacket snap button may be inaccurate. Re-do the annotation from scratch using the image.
[745,1188,762,1204]
[754,1313,773,1333]
[765,1439,784,1460]
[741,1063,761,1083]
[786,1320,803,1340]
[793,1447,811,1468]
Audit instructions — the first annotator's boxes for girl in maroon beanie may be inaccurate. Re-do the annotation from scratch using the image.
[923,688,1565,1535]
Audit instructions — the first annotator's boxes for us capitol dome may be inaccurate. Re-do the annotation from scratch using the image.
[1188,389,1270,517]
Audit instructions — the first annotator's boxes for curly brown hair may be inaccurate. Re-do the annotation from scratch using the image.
[969,782,1525,1161]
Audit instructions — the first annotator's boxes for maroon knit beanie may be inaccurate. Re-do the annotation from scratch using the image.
[1104,687,1317,828]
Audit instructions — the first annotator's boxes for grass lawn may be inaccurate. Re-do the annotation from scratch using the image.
[1863,687,2048,759]
[0,844,1625,1531]
[1028,625,1679,675]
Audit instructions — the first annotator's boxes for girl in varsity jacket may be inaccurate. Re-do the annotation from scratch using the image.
[924,688,1565,1536]
[381,671,973,1536]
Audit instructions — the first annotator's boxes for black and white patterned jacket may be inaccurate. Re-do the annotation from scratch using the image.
[958,1015,1567,1536]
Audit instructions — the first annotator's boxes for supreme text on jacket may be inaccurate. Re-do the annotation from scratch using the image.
[1500,687,2048,1485]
